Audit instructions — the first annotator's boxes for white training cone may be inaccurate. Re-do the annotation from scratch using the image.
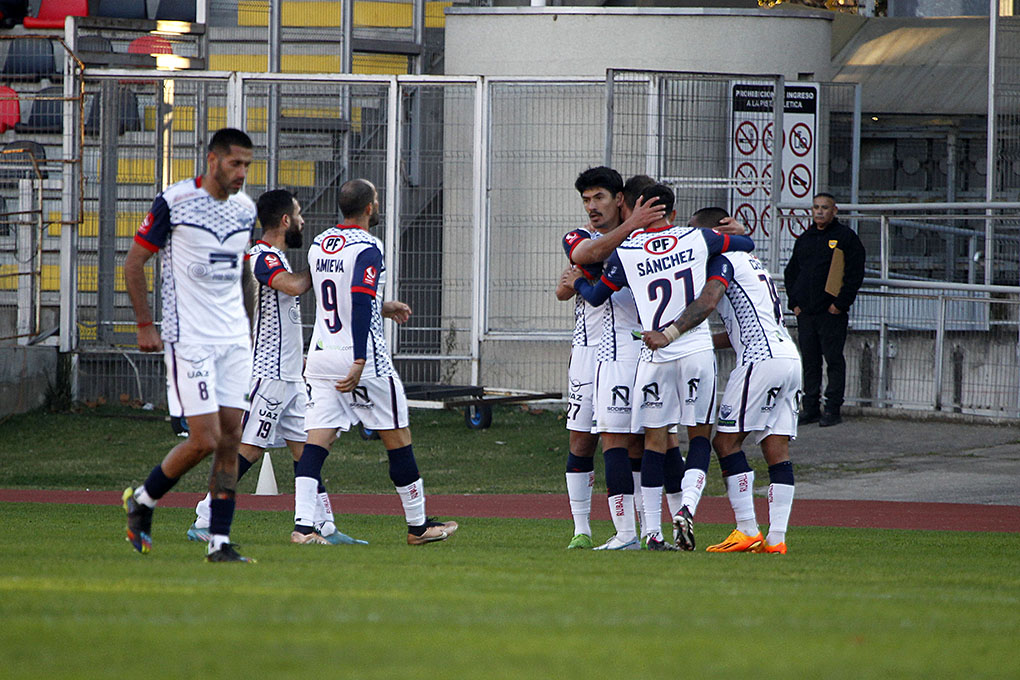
[255,451,279,495]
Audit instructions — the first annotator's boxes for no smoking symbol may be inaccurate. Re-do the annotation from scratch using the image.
[735,203,757,234]
[790,123,813,157]
[788,164,812,198]
[735,121,758,156]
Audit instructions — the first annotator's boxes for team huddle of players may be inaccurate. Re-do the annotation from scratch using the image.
[556,167,799,554]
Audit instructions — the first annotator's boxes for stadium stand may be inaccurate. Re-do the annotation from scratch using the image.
[155,0,195,22]
[84,86,140,135]
[94,0,147,20]
[0,38,58,82]
[0,140,47,184]
[13,86,63,134]
[22,0,88,29]
[0,86,21,133]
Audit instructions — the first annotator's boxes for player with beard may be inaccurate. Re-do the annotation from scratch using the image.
[122,128,257,562]
[296,179,458,545]
[185,189,367,546]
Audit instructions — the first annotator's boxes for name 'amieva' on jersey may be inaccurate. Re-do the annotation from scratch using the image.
[315,258,345,273]
[635,248,695,277]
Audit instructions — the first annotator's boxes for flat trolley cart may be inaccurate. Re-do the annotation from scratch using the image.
[353,384,561,438]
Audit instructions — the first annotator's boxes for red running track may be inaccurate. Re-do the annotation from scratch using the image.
[1,489,1017,533]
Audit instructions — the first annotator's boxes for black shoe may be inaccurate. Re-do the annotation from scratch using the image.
[798,411,820,425]
[646,535,679,551]
[672,506,696,551]
[206,543,255,563]
[123,487,153,554]
[819,412,842,427]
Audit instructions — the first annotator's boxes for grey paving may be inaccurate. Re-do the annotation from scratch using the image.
[790,415,1020,506]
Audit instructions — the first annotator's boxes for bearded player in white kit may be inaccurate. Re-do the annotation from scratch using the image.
[295,178,458,545]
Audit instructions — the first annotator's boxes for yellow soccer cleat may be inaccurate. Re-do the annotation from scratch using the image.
[753,540,787,554]
[705,529,763,553]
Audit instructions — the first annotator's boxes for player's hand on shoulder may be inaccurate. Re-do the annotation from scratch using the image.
[382,300,412,323]
[714,217,749,236]
[137,324,163,353]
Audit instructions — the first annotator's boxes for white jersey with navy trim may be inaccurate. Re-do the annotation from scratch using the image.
[249,241,304,381]
[133,177,256,344]
[304,224,395,381]
[605,226,721,362]
[562,226,604,348]
[712,252,800,365]
[597,285,643,363]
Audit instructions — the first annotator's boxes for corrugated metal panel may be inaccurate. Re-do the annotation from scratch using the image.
[832,18,988,115]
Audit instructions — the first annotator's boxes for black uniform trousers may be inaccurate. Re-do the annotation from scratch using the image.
[797,310,849,415]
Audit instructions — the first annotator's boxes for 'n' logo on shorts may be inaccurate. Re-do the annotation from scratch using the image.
[611,385,630,406]
[351,386,371,404]
[641,382,660,403]
[687,377,700,400]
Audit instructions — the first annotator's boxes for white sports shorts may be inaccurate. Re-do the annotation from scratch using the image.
[304,374,409,433]
[631,348,717,431]
[716,357,802,443]
[565,345,597,433]
[593,359,640,434]
[165,341,252,417]
[241,378,307,449]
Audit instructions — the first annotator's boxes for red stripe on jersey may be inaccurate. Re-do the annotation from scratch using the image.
[600,274,621,292]
[133,234,159,253]
[351,285,377,296]
[708,275,730,288]
[266,268,283,287]
[721,233,730,251]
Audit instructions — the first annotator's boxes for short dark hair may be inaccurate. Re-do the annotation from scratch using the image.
[638,183,675,216]
[574,166,623,196]
[623,174,656,210]
[339,179,376,219]
[813,192,837,203]
[208,128,253,155]
[256,189,295,231]
[689,206,729,229]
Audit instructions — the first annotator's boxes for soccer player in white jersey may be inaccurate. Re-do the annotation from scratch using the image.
[297,178,458,545]
[122,128,257,563]
[555,168,666,550]
[184,189,367,547]
[572,184,755,550]
[644,207,801,554]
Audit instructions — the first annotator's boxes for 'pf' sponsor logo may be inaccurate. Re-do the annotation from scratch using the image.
[263,253,281,269]
[321,235,346,254]
[644,235,678,255]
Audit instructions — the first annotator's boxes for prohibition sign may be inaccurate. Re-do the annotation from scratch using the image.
[761,163,772,196]
[786,208,812,238]
[734,203,757,234]
[734,162,758,197]
[788,163,812,199]
[759,204,771,237]
[762,123,774,156]
[735,121,758,155]
[790,123,813,157]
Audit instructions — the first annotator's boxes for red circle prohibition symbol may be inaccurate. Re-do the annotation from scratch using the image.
[734,162,758,197]
[761,163,772,197]
[788,163,812,198]
[734,121,758,156]
[762,123,774,157]
[790,123,813,158]
[734,203,757,235]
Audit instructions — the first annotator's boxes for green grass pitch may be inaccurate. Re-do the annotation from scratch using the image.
[1,503,1018,679]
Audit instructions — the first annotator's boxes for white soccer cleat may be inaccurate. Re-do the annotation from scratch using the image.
[593,535,640,551]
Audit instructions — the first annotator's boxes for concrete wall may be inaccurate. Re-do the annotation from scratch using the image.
[445,8,834,80]
[0,345,57,417]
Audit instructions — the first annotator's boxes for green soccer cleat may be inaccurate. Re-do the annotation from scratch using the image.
[566,534,594,550]
[123,487,152,554]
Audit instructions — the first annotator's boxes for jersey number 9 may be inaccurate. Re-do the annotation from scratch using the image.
[320,280,343,332]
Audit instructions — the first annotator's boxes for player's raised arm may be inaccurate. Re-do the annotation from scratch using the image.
[568,195,665,265]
